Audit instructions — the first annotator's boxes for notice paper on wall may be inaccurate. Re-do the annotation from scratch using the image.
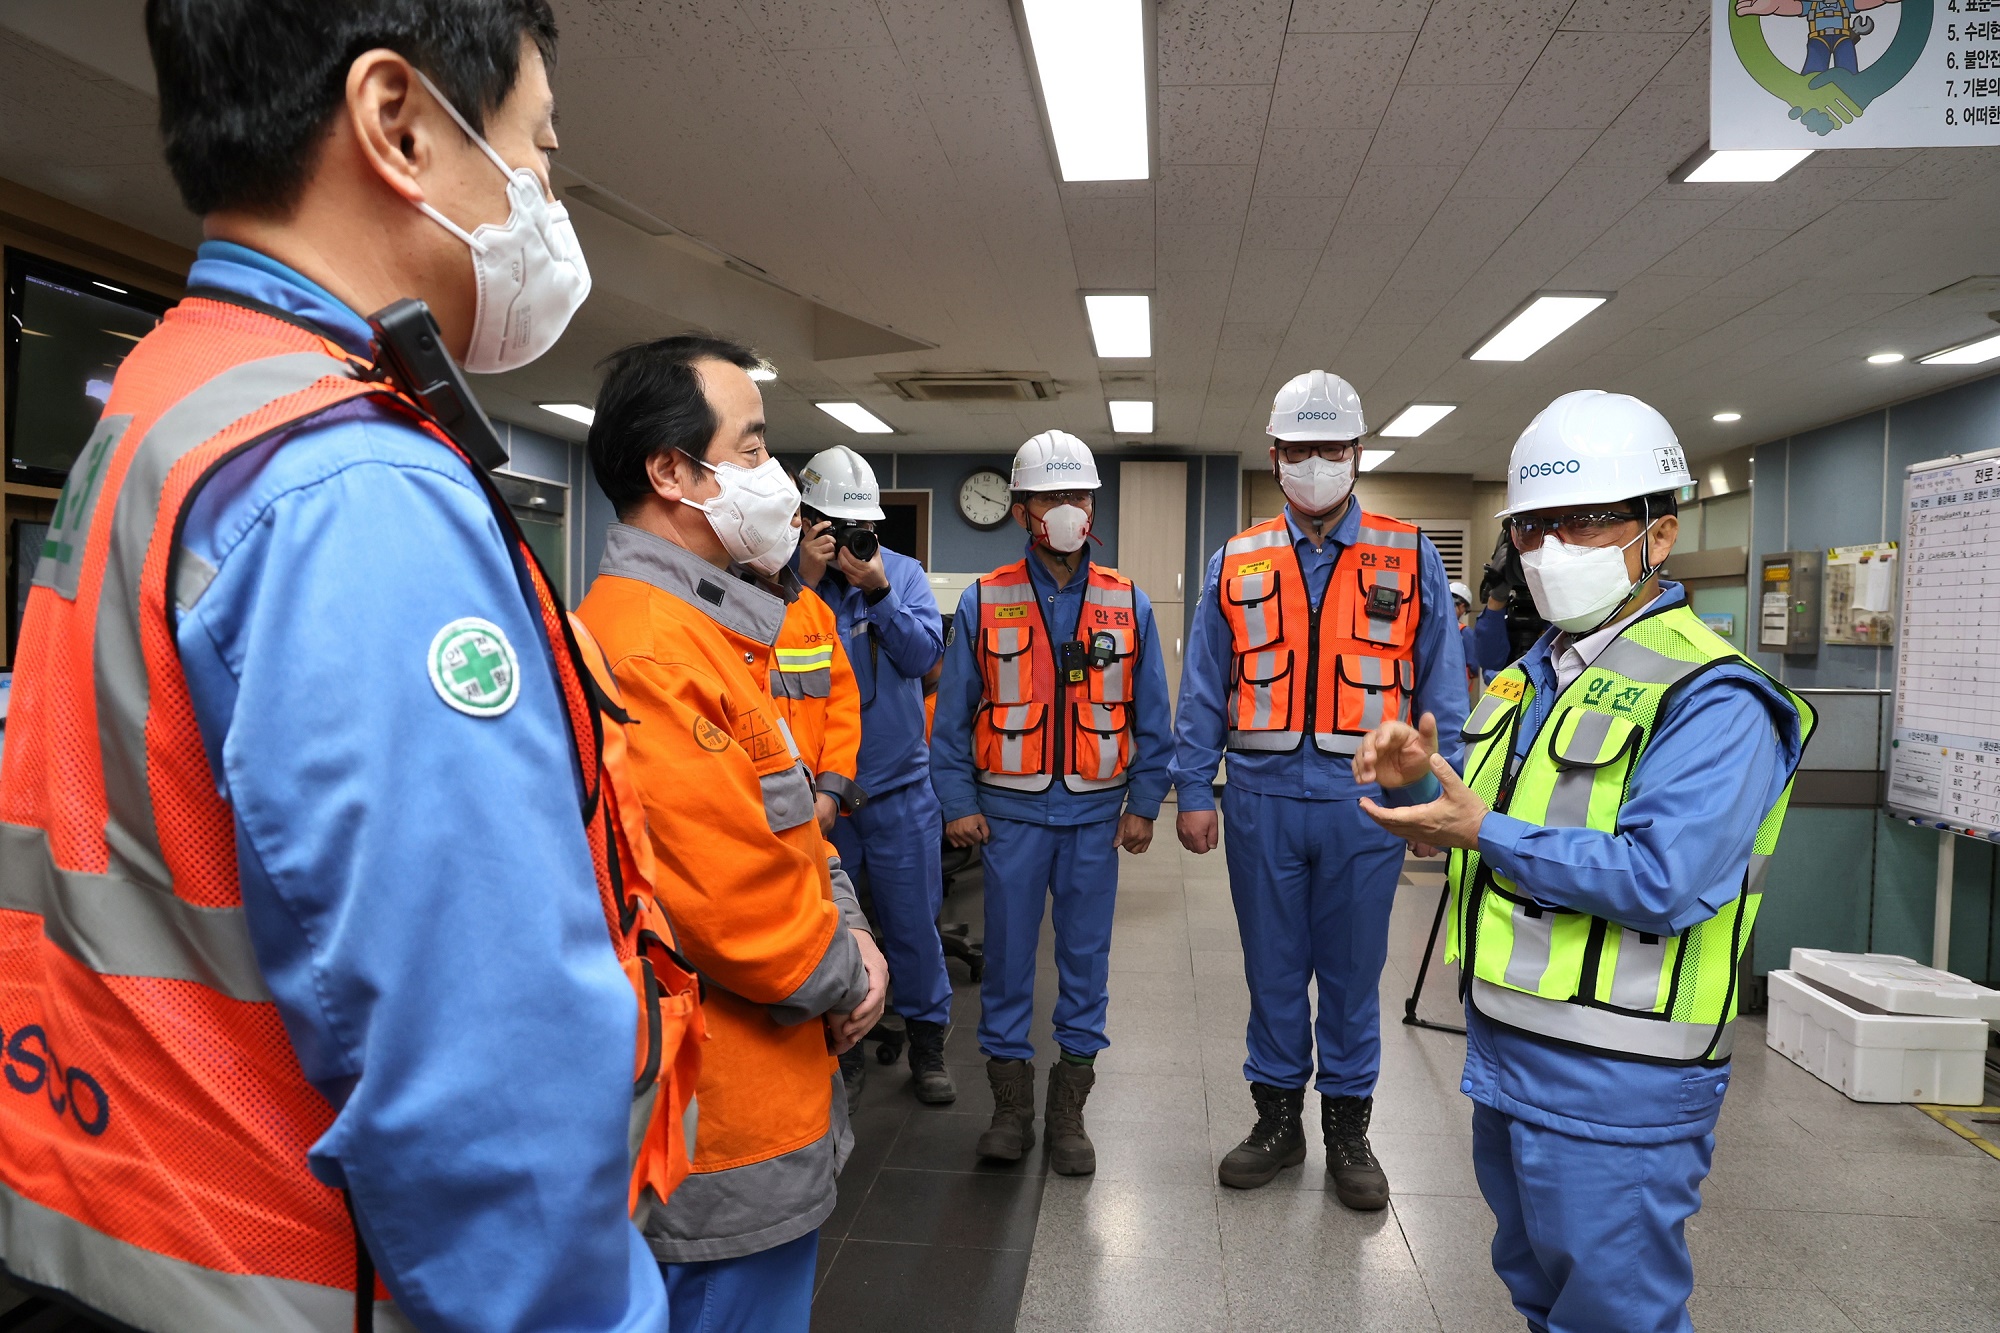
[1825,541,1899,645]
[1713,0,2000,150]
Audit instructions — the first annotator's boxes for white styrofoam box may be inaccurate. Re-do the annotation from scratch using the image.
[1790,948,2000,1020]
[1767,970,1989,1105]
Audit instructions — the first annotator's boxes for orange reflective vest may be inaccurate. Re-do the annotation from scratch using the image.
[0,296,700,1330]
[972,559,1137,791]
[766,587,863,812]
[1217,511,1423,756]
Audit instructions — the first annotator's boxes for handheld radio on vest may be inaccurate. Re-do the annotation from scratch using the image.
[366,298,508,472]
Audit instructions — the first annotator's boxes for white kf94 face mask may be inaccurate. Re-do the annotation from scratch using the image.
[1519,525,1655,634]
[1035,503,1092,554]
[682,456,802,576]
[1277,455,1354,515]
[412,71,592,374]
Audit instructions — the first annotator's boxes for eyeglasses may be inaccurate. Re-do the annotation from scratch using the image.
[1031,491,1094,507]
[1274,441,1359,465]
[1509,509,1642,551]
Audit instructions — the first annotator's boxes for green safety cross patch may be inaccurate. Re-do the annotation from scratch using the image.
[428,617,520,718]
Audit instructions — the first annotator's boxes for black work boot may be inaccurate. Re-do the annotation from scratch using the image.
[1044,1061,1097,1176]
[975,1058,1036,1161]
[904,1019,957,1104]
[1323,1094,1390,1210]
[839,1044,866,1114]
[1217,1083,1307,1189]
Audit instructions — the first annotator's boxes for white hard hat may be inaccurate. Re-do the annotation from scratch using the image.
[799,445,885,520]
[1268,369,1365,441]
[1449,581,1473,607]
[1499,390,1690,517]
[1010,430,1101,492]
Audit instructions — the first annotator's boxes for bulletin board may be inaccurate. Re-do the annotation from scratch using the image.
[1823,542,1898,646]
[1887,448,2000,836]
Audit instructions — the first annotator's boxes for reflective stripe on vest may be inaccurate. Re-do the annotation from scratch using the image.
[771,644,833,699]
[971,560,1138,793]
[1218,512,1422,756]
[0,298,702,1327]
[1444,604,1815,1065]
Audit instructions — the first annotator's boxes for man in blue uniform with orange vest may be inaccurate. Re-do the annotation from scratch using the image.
[1355,391,1812,1332]
[0,3,685,1328]
[931,432,1174,1174]
[1172,370,1468,1206]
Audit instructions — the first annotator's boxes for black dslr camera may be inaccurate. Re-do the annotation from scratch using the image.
[805,508,879,562]
[1479,529,1548,659]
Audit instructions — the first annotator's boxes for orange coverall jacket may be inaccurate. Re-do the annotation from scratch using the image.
[767,587,864,812]
[578,523,868,1264]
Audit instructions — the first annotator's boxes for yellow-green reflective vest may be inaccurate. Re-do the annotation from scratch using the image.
[1445,603,1814,1065]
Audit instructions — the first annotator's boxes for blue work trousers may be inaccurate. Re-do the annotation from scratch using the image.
[977,816,1120,1061]
[1472,1105,1711,1333]
[1220,787,1403,1097]
[831,778,951,1025]
[663,1230,817,1333]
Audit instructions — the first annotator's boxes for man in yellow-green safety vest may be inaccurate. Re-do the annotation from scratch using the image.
[1353,390,1811,1333]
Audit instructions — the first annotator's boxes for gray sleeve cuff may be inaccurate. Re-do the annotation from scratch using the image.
[826,857,868,934]
[766,923,867,1026]
[816,772,867,813]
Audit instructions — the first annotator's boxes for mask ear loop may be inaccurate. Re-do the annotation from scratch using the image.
[1571,497,1663,637]
[409,69,536,252]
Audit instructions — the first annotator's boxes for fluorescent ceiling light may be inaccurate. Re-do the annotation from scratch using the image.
[1713,412,1742,423]
[1359,449,1394,472]
[1919,332,2000,366]
[1108,399,1153,433]
[91,279,127,294]
[816,401,895,434]
[1378,403,1456,438]
[1867,352,1906,365]
[1084,293,1151,357]
[1468,294,1608,362]
[748,365,778,382]
[1021,0,1148,182]
[539,402,595,426]
[1679,148,1812,183]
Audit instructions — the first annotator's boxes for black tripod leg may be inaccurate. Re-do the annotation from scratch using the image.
[1402,879,1466,1036]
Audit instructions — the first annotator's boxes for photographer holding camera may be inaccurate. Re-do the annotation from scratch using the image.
[1475,528,1550,673]
[796,446,956,1104]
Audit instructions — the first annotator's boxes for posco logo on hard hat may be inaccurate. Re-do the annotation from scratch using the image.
[1296,410,1345,421]
[1519,459,1583,481]
[842,491,872,502]
[1045,458,1083,470]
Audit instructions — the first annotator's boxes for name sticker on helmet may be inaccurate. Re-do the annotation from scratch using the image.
[1518,459,1582,481]
[1654,445,1687,476]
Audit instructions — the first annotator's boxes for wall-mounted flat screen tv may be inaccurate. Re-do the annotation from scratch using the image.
[5,249,173,488]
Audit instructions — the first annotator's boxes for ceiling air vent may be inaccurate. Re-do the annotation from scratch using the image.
[878,372,1057,403]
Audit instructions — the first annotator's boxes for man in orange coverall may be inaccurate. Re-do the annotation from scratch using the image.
[578,333,888,1333]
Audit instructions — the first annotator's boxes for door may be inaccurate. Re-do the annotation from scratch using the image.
[1119,462,1189,701]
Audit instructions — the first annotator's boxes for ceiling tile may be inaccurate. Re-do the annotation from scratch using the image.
[1159,223,1243,273]
[1160,84,1273,165]
[1574,80,1707,176]
[1340,164,1463,226]
[1709,169,1896,231]
[1224,248,1322,322]
[1646,226,1790,280]
[1549,198,1740,289]
[1063,195,1156,250]
[1158,165,1258,226]
[1241,195,1342,249]
[1268,33,1414,129]
[737,0,896,50]
[1287,0,1433,33]
[1859,149,2000,202]
[1073,250,1156,289]
[1448,128,1599,200]
[1558,0,1709,32]
[1157,0,1292,84]
[1497,33,1685,130]
[1252,127,1374,196]
[1219,322,1290,351]
[1401,0,1571,83]
[1365,84,1515,167]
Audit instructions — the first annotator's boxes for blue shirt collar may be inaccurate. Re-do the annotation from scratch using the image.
[1521,580,1689,684]
[186,240,374,358]
[1022,540,1091,596]
[1283,499,1361,553]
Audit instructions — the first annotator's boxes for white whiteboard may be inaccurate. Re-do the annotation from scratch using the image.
[1887,447,2000,836]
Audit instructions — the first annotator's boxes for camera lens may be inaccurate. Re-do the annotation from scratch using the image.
[841,525,879,561]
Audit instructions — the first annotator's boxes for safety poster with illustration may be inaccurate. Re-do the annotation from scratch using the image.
[1713,0,2000,146]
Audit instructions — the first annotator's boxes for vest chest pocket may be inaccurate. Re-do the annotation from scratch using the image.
[1086,627,1137,704]
[1332,653,1413,736]
[1535,707,1643,830]
[1231,647,1294,732]
[978,701,1047,776]
[1225,571,1284,650]
[1348,569,1416,647]
[982,624,1036,705]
